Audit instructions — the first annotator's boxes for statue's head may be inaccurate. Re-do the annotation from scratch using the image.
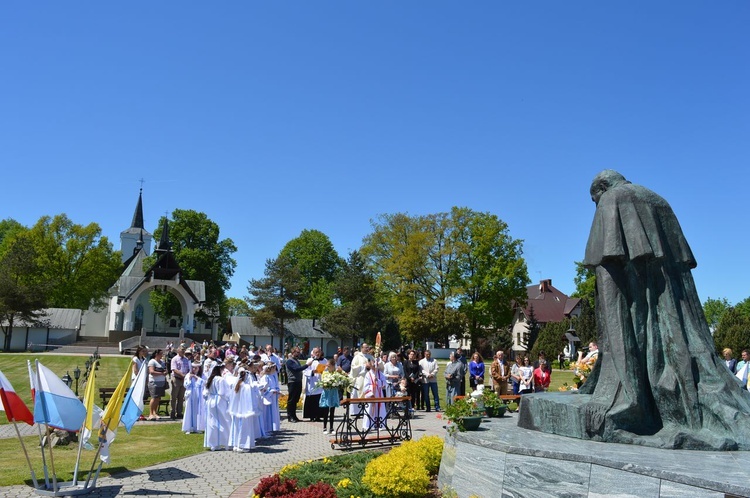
[590,170,628,204]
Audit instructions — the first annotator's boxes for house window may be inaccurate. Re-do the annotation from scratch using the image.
[169,319,177,328]
[134,305,144,332]
[516,332,521,345]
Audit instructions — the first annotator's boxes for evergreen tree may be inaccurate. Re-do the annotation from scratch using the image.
[713,307,750,357]
[524,305,541,352]
[246,256,303,352]
[531,321,569,367]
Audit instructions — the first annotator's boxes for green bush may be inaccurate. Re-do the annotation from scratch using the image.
[362,436,444,497]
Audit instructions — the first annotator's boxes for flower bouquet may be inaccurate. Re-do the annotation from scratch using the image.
[319,371,354,393]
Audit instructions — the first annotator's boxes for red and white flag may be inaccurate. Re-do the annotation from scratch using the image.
[0,370,34,425]
[27,360,36,403]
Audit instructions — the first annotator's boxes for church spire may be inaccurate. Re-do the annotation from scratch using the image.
[156,216,172,253]
[130,187,145,230]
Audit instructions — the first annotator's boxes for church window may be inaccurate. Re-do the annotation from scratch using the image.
[134,305,144,332]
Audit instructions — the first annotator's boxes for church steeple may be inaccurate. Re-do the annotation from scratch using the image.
[131,188,145,230]
[155,217,173,253]
[120,186,153,263]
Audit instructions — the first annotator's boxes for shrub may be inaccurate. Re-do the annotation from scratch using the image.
[389,436,443,475]
[290,482,337,498]
[362,436,442,497]
[253,474,298,497]
[362,452,430,497]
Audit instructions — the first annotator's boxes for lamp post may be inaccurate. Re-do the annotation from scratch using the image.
[73,366,81,396]
[61,371,72,389]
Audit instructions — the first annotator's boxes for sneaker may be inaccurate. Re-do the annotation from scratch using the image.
[323,429,329,434]
[185,431,191,435]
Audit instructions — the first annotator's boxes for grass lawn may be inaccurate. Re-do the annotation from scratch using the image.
[0,353,133,413]
[0,353,195,486]
[0,422,204,486]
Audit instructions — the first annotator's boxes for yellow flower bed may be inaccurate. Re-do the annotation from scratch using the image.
[362,436,444,497]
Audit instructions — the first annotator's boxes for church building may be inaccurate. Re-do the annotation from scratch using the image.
[79,189,211,343]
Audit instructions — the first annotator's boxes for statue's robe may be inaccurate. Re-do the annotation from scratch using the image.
[581,180,750,449]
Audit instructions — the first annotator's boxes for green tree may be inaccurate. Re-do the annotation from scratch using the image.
[713,307,750,356]
[703,297,731,331]
[0,219,25,251]
[531,320,569,366]
[323,251,387,344]
[450,207,529,349]
[570,298,597,348]
[246,256,303,351]
[0,234,50,350]
[226,297,251,316]
[28,214,121,310]
[279,229,341,319]
[150,210,237,321]
[361,212,434,336]
[524,305,541,353]
[572,262,596,305]
[734,297,750,319]
[361,209,529,346]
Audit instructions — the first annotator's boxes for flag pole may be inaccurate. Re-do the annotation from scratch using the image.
[29,360,50,489]
[73,361,96,486]
[72,418,86,486]
[83,420,108,488]
[35,359,59,491]
[35,416,50,488]
[10,418,38,489]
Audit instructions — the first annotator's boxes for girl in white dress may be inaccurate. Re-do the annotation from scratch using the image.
[260,362,282,433]
[203,365,230,451]
[182,362,206,434]
[248,361,267,439]
[228,368,257,452]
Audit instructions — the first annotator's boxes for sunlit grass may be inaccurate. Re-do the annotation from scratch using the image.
[0,422,204,486]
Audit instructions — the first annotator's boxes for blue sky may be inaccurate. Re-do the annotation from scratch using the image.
[2,2,748,305]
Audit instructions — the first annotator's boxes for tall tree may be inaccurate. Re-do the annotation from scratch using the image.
[531,320,570,367]
[703,297,731,332]
[450,207,529,349]
[713,307,750,357]
[323,251,387,343]
[150,210,237,321]
[28,214,121,310]
[524,305,541,353]
[0,234,50,350]
[226,297,251,316]
[280,229,341,319]
[572,262,596,304]
[362,209,529,346]
[246,256,303,352]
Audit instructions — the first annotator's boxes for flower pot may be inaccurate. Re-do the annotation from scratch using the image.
[460,415,483,431]
[485,405,507,418]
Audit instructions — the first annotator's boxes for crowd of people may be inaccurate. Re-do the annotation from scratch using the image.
[129,340,596,451]
[130,342,284,452]
[724,348,750,391]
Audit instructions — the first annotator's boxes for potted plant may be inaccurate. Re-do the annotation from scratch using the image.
[481,390,507,417]
[444,397,483,432]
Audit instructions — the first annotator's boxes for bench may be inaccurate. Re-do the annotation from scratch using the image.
[328,396,412,450]
[99,387,171,416]
[500,394,521,410]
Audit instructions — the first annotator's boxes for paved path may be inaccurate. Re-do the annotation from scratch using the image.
[0,408,446,498]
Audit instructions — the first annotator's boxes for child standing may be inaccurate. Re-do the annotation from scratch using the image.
[319,359,340,434]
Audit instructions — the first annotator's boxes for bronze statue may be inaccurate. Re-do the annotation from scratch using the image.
[519,170,750,450]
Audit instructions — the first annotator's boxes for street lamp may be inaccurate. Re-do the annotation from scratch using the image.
[61,371,73,389]
[73,366,81,396]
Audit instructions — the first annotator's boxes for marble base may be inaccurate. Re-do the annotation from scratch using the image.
[437,413,750,497]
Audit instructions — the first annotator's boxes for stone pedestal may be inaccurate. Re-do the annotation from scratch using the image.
[437,413,750,497]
